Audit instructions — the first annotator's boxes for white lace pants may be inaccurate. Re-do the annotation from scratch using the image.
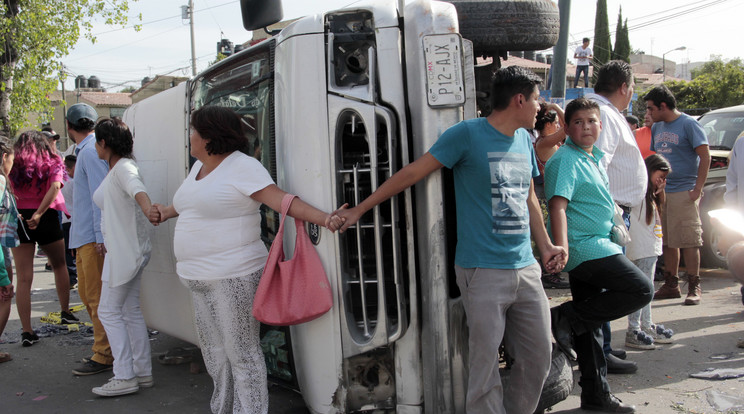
[99,271,152,380]
[184,270,268,414]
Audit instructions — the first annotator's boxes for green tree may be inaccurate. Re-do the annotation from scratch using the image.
[660,58,744,112]
[592,0,612,81]
[613,12,630,63]
[0,0,139,136]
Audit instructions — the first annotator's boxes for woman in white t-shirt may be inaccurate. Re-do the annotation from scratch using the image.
[625,154,675,350]
[91,118,155,397]
[151,106,342,414]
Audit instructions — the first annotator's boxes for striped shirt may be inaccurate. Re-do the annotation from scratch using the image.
[587,93,648,207]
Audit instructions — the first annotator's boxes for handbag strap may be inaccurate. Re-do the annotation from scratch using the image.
[280,193,297,217]
[280,193,310,238]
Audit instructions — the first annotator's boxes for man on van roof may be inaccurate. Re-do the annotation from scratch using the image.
[65,103,114,376]
[337,66,567,414]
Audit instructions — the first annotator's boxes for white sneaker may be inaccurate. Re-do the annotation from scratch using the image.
[92,377,139,397]
[625,329,656,350]
[137,375,155,388]
[643,324,674,344]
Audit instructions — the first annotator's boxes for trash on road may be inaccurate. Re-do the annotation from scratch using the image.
[706,390,744,411]
[690,367,744,380]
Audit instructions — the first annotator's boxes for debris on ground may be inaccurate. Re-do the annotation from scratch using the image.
[690,367,744,380]
[709,352,736,360]
[706,390,744,411]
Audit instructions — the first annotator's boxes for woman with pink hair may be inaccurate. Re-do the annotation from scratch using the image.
[10,131,78,347]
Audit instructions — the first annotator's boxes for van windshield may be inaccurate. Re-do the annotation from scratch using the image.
[192,41,279,246]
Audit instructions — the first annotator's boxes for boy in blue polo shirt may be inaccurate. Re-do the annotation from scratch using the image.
[545,98,653,413]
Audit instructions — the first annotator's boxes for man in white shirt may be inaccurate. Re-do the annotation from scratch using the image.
[573,38,593,88]
[586,60,648,375]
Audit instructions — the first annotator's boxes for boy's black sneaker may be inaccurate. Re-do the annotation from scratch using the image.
[72,360,113,376]
[21,331,39,347]
[60,310,80,324]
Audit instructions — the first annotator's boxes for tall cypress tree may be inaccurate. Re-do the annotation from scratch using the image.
[612,7,623,60]
[617,18,631,63]
[593,0,612,81]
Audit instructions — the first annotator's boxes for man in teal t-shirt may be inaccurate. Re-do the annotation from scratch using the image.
[337,66,566,414]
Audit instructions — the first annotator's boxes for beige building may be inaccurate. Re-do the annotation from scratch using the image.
[131,75,188,104]
[24,89,131,151]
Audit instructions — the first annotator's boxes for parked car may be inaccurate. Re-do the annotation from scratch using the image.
[698,105,744,268]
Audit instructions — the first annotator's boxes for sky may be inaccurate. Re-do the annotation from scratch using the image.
[61,0,744,92]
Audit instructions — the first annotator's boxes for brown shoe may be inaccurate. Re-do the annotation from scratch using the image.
[654,271,681,300]
[684,274,701,305]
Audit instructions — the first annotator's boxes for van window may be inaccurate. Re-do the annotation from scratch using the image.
[191,42,279,245]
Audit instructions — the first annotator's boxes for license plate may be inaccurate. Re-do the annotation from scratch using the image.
[423,34,465,107]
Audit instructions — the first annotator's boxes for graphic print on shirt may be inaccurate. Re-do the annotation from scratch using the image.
[488,151,530,234]
[654,131,680,155]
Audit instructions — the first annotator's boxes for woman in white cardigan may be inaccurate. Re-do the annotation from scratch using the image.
[91,118,154,397]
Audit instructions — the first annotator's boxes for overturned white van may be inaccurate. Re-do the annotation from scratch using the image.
[124,0,564,412]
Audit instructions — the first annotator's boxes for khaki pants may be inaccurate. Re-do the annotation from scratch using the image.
[77,243,113,365]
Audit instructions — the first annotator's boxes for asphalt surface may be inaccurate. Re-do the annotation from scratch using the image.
[0,256,307,414]
[1,257,743,413]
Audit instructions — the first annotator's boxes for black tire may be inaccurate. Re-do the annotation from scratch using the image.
[534,345,574,413]
[500,344,574,413]
[447,0,560,56]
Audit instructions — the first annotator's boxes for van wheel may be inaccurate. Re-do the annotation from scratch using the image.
[534,345,574,413]
[500,344,574,414]
[446,0,560,57]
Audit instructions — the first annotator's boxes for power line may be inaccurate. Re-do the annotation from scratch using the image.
[93,0,238,36]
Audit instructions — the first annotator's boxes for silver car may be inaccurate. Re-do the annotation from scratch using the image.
[699,105,744,268]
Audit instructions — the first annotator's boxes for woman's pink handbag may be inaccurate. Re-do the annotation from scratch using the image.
[252,194,333,325]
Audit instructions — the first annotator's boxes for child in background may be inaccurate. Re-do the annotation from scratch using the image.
[624,154,675,349]
[0,136,16,362]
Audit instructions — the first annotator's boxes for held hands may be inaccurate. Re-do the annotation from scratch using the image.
[334,206,365,234]
[324,204,348,233]
[543,245,568,274]
[148,204,165,226]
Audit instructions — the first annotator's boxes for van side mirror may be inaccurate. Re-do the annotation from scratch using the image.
[240,0,283,31]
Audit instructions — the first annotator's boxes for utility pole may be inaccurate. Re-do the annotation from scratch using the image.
[60,66,70,148]
[188,0,197,76]
[551,0,570,100]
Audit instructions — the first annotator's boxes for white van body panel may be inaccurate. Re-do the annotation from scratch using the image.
[123,82,199,345]
[123,0,480,412]
[273,31,344,413]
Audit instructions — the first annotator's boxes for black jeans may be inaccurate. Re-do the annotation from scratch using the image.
[565,254,653,394]
[574,65,590,88]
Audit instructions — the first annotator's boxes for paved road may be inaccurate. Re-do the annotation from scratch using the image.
[0,257,307,414]
[547,267,744,414]
[1,258,743,413]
